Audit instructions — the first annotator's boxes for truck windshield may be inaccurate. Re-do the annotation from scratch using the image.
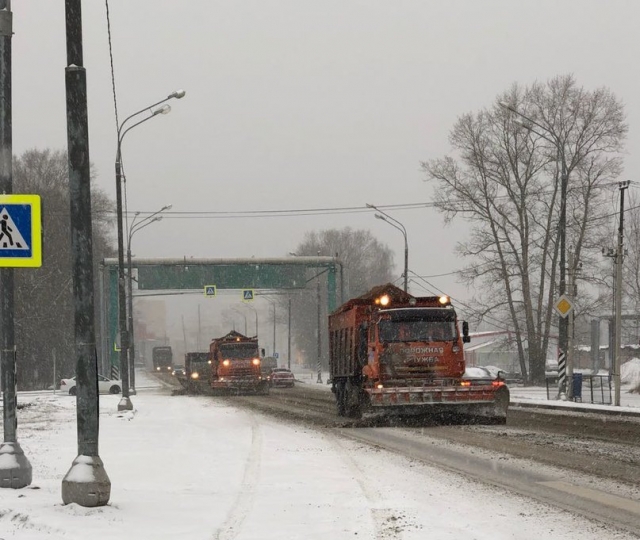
[219,343,259,359]
[378,319,457,343]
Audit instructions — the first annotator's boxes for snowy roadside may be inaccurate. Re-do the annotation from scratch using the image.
[1,378,636,539]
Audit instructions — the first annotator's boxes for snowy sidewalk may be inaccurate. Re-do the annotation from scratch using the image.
[0,372,637,539]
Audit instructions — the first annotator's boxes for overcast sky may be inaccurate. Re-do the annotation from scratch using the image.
[11,1,640,324]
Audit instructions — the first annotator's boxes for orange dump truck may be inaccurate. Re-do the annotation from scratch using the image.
[328,284,509,422]
[209,331,269,395]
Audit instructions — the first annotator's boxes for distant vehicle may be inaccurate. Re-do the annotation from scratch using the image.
[180,352,212,394]
[268,368,295,388]
[152,346,173,372]
[210,331,269,395]
[60,375,122,395]
[261,356,278,377]
[172,366,185,377]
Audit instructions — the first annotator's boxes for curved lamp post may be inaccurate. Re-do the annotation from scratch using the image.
[231,309,248,335]
[498,101,569,394]
[243,304,259,338]
[366,203,408,292]
[126,204,171,394]
[115,90,185,411]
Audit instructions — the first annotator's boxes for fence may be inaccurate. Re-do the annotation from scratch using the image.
[545,373,612,405]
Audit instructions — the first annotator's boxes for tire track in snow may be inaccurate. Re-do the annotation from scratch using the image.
[327,432,412,539]
[212,411,263,540]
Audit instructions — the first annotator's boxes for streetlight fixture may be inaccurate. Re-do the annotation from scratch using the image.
[115,90,185,411]
[366,203,409,292]
[232,309,248,335]
[243,304,259,338]
[498,101,569,392]
[126,204,172,394]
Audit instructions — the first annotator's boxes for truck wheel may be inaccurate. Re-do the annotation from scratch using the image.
[335,381,346,417]
[69,387,77,396]
[345,381,363,419]
[109,385,121,394]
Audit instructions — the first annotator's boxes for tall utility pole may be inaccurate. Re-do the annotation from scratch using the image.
[61,0,110,506]
[566,249,575,400]
[316,277,322,383]
[613,180,630,406]
[0,0,32,490]
[287,297,292,370]
[367,204,409,292]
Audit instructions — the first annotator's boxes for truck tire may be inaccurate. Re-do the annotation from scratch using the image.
[109,385,121,394]
[335,380,346,417]
[345,380,363,419]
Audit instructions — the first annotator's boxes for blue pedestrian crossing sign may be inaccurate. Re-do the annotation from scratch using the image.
[204,284,217,297]
[242,289,255,302]
[0,195,42,268]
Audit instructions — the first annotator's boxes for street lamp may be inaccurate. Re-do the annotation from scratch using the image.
[366,203,409,292]
[243,305,259,338]
[115,90,185,411]
[126,204,172,394]
[261,297,277,357]
[498,101,569,391]
[232,309,248,335]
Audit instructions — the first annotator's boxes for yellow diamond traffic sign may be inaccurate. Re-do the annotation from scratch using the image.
[554,295,573,318]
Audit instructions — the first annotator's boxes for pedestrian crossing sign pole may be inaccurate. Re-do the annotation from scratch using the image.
[0,195,42,268]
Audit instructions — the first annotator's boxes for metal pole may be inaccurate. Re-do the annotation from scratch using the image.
[403,239,409,293]
[557,169,569,388]
[126,246,136,394]
[287,297,292,370]
[98,262,107,376]
[566,249,574,400]
[0,0,32,490]
[61,0,110,506]
[613,181,629,406]
[316,278,322,383]
[254,310,258,338]
[272,303,276,357]
[197,304,201,351]
[115,157,131,411]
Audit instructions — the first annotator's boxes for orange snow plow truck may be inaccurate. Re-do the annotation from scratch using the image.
[328,284,509,423]
[209,331,269,395]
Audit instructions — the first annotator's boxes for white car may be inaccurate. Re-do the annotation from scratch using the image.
[59,375,122,396]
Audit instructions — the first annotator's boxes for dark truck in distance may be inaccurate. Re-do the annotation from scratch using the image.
[177,352,211,393]
[152,346,173,372]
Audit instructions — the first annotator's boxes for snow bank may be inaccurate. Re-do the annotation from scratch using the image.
[621,358,640,392]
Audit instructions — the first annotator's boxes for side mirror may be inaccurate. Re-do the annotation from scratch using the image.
[260,348,266,357]
[462,321,470,343]
[497,370,505,380]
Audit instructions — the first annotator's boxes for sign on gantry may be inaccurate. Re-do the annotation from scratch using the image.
[0,195,42,268]
[204,285,217,298]
[242,289,255,302]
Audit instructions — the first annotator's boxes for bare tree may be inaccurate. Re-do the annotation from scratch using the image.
[423,75,627,384]
[285,228,394,369]
[13,149,115,389]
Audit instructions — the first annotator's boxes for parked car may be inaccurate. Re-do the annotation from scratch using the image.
[268,368,295,388]
[59,375,122,396]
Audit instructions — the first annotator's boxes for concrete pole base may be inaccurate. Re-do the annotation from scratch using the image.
[62,454,111,507]
[0,442,33,489]
[117,396,133,411]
